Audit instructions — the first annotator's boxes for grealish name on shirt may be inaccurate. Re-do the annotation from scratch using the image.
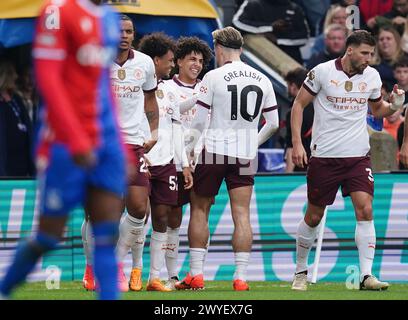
[224,70,262,82]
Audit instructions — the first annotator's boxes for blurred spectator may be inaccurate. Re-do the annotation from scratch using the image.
[0,60,35,177]
[360,0,393,28]
[332,0,357,5]
[400,18,408,53]
[372,25,405,89]
[393,56,408,168]
[284,67,314,172]
[397,109,406,168]
[393,55,408,102]
[292,0,331,36]
[367,0,408,34]
[307,23,347,69]
[16,65,38,124]
[232,0,310,64]
[311,5,351,57]
[384,108,403,139]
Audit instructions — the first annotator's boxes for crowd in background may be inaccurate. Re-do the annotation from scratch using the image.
[2,0,408,177]
[231,0,408,172]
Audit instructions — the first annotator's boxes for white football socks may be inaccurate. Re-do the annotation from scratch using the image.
[165,227,180,279]
[81,219,93,266]
[190,248,206,276]
[233,252,250,281]
[355,220,376,280]
[131,224,147,269]
[116,214,145,263]
[296,219,318,274]
[149,230,168,280]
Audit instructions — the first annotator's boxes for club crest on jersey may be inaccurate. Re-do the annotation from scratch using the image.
[118,69,126,80]
[358,82,367,92]
[345,81,353,92]
[308,70,315,81]
[156,89,164,99]
[134,68,143,80]
[167,92,176,103]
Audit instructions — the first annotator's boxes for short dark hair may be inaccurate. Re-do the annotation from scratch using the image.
[120,14,132,23]
[138,32,176,59]
[284,67,308,89]
[174,37,213,68]
[345,30,376,48]
[394,55,408,69]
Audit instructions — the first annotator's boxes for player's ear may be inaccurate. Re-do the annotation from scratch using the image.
[346,46,353,56]
[153,56,160,67]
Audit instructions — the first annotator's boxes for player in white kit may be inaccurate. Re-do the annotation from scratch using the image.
[291,30,405,291]
[176,27,279,291]
[109,15,159,292]
[163,37,213,289]
[135,32,193,291]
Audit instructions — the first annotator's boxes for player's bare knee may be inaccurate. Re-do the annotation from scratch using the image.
[127,207,147,220]
[356,203,373,221]
[304,212,322,228]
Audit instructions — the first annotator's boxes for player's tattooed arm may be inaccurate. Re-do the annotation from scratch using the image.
[144,90,159,141]
[143,91,159,153]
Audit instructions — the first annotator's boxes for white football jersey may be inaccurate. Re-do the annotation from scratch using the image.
[111,49,157,146]
[165,75,201,130]
[145,80,180,166]
[303,58,382,157]
[197,60,278,159]
[166,75,207,170]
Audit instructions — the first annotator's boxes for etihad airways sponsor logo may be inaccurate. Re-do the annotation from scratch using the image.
[326,96,367,104]
[112,84,141,93]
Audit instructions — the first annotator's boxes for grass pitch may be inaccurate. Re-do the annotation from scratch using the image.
[11,281,408,300]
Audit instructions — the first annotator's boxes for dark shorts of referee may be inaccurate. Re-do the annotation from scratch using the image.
[193,149,255,198]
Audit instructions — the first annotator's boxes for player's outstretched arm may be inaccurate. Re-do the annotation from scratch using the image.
[291,86,314,169]
[179,95,198,114]
[400,115,408,168]
[370,84,406,118]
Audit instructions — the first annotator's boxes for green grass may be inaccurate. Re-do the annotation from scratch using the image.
[11,281,408,300]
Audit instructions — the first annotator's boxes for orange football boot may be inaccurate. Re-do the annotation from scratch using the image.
[233,279,249,291]
[175,273,205,290]
[129,267,143,291]
[146,278,172,292]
